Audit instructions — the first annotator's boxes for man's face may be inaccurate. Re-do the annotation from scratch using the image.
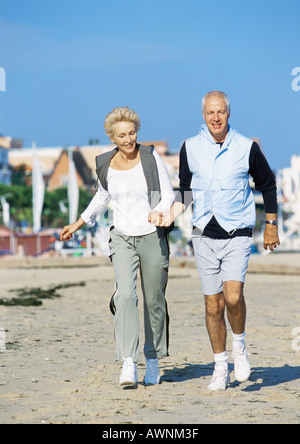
[202,95,230,143]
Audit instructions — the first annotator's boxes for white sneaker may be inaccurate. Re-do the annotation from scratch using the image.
[233,345,251,383]
[207,363,230,391]
[119,357,138,387]
[144,358,160,385]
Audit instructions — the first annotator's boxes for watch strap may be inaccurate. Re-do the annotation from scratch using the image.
[266,220,277,226]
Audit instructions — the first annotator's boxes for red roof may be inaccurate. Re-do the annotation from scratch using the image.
[0,225,11,236]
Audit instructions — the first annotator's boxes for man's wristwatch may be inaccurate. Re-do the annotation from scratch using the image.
[266,220,277,226]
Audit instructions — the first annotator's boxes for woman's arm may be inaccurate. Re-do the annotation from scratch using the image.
[151,150,175,212]
[60,184,111,241]
[60,217,86,241]
[149,143,192,227]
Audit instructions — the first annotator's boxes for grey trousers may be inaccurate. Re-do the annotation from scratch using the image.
[109,227,169,363]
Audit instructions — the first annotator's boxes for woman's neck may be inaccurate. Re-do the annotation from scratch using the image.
[111,147,141,171]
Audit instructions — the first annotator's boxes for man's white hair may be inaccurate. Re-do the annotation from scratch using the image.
[202,91,230,113]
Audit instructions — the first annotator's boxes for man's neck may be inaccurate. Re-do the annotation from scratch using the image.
[211,125,229,143]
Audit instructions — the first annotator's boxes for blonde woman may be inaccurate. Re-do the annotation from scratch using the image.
[61,107,174,388]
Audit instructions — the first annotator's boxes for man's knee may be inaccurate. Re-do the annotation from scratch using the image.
[205,293,225,318]
[223,281,244,308]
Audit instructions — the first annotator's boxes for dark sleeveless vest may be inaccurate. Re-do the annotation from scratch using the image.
[95,144,173,235]
[95,144,161,209]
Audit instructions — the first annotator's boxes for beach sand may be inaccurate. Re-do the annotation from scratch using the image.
[0,254,300,424]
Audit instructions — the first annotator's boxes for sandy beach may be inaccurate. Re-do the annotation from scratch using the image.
[0,253,300,424]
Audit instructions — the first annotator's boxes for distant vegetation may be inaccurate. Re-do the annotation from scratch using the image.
[0,182,92,230]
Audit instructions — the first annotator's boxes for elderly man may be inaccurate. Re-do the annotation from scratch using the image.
[157,91,280,390]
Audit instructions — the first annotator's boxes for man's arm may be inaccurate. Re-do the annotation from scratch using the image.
[264,213,280,251]
[249,142,280,251]
[150,142,193,227]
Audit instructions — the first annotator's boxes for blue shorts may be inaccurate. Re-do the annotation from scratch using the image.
[192,236,253,295]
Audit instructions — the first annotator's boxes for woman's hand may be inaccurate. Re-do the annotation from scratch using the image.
[60,217,85,242]
[148,203,185,228]
[148,210,174,227]
[148,210,163,226]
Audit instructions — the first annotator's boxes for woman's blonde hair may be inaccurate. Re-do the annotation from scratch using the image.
[104,107,141,139]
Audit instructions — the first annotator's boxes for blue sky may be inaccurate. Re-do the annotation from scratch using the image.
[0,0,299,170]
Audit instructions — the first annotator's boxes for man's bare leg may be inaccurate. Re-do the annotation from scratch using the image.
[204,292,226,354]
[223,280,250,383]
[204,281,250,386]
[223,280,246,335]
[204,292,230,390]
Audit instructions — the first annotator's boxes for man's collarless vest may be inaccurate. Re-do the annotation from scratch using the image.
[185,125,256,233]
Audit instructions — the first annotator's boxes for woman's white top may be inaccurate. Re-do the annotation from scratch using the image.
[81,150,175,236]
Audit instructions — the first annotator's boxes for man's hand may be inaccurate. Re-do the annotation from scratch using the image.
[263,224,280,251]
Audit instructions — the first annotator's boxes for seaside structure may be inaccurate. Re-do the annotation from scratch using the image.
[0,137,13,185]
[277,155,300,251]
[9,141,179,189]
[6,142,181,256]
[6,140,300,255]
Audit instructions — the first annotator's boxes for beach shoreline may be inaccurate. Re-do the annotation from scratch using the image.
[0,254,300,424]
[0,251,299,274]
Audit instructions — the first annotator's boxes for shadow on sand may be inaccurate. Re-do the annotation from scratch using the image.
[161,363,213,383]
[240,365,300,392]
[161,363,300,391]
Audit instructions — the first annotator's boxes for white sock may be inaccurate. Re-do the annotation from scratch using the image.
[214,351,228,368]
[232,332,246,349]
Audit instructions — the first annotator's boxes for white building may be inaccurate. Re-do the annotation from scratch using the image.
[0,138,12,185]
[277,154,300,250]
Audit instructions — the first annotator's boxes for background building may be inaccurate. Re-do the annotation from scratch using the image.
[9,141,179,189]
[277,155,300,251]
[0,137,13,185]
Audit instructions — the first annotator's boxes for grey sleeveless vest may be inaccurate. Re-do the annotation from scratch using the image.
[95,144,161,209]
[95,144,173,235]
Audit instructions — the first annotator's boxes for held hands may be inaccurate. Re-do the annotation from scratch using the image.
[263,224,280,251]
[148,210,173,227]
[148,203,185,227]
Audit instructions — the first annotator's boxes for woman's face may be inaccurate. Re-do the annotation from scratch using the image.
[110,121,138,156]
